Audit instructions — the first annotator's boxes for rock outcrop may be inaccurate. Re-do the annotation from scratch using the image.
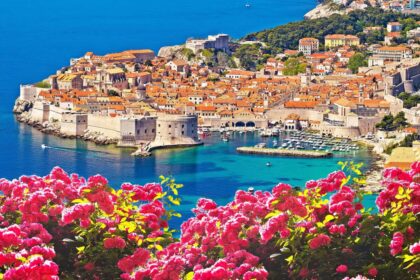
[157,45,184,59]
[13,99,33,114]
[304,3,345,19]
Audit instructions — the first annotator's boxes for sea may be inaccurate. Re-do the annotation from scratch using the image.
[0,0,376,226]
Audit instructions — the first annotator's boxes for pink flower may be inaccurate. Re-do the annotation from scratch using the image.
[409,242,420,255]
[308,234,331,249]
[368,267,378,277]
[84,262,95,271]
[298,267,309,278]
[390,232,404,256]
[336,264,348,273]
[197,198,217,211]
[103,237,126,249]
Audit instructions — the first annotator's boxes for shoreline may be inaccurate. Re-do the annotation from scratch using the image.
[357,139,386,193]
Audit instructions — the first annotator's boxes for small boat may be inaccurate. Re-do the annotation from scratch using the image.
[222,137,229,142]
[245,3,251,8]
[41,144,47,149]
[266,162,272,167]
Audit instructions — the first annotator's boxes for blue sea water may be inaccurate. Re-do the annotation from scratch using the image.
[0,0,375,225]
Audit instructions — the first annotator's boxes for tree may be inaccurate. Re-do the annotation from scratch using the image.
[34,81,51,89]
[283,57,306,75]
[348,53,368,73]
[181,48,195,61]
[144,60,153,67]
[234,44,258,70]
[243,8,420,54]
[107,90,119,97]
[398,92,420,109]
[376,112,408,131]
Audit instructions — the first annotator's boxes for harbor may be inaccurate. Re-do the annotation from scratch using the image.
[201,127,363,155]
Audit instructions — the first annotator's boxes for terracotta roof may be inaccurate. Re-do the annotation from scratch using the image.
[284,101,318,108]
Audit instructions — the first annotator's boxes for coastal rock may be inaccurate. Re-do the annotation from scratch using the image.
[157,45,184,59]
[82,130,118,145]
[304,4,344,19]
[13,99,33,114]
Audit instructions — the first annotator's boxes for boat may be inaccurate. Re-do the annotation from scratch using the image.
[41,144,47,149]
[245,3,251,8]
[266,162,272,167]
[222,137,229,142]
[255,143,266,148]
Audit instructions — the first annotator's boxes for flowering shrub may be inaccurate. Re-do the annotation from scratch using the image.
[0,162,418,279]
[0,168,182,279]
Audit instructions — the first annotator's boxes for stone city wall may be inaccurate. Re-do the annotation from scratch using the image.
[60,113,88,136]
[87,114,121,139]
[266,109,324,123]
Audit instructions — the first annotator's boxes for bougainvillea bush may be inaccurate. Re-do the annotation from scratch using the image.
[0,162,418,280]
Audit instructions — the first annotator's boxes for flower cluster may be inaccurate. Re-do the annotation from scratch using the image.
[0,167,176,279]
[0,162,419,280]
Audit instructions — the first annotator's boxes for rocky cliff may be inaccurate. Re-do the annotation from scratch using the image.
[157,45,184,59]
[304,3,345,19]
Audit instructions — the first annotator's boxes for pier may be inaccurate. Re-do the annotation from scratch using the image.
[236,147,333,158]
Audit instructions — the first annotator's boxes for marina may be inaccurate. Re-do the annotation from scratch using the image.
[200,127,362,155]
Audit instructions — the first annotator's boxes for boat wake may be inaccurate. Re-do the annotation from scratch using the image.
[41,144,111,156]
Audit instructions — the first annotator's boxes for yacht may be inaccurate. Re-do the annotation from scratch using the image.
[41,144,47,149]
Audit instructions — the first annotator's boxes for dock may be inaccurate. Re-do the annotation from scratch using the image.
[236,147,333,158]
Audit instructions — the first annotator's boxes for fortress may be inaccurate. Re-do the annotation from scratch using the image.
[23,90,201,152]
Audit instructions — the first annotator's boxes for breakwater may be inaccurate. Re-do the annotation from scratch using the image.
[236,147,333,158]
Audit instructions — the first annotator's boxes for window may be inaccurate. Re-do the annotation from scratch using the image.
[152,129,155,133]
[168,125,171,128]
[182,131,184,135]
[182,124,184,128]
[145,129,147,133]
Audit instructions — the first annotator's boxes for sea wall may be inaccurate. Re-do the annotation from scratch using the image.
[320,124,360,138]
[266,109,324,123]
[61,113,88,136]
[237,147,333,158]
[87,115,121,139]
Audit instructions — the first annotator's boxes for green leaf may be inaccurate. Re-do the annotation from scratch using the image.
[184,272,194,280]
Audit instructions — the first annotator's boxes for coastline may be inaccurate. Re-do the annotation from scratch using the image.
[13,99,119,146]
[357,139,387,193]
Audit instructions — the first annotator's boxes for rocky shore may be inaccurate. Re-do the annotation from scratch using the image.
[13,99,118,146]
[357,139,387,193]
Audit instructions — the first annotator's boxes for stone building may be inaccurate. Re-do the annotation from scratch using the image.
[298,38,319,56]
[151,115,201,148]
[325,34,360,49]
[185,34,230,53]
[368,46,412,67]
[120,116,157,146]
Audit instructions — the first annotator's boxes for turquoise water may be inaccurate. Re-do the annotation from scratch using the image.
[8,124,373,226]
[0,0,376,225]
